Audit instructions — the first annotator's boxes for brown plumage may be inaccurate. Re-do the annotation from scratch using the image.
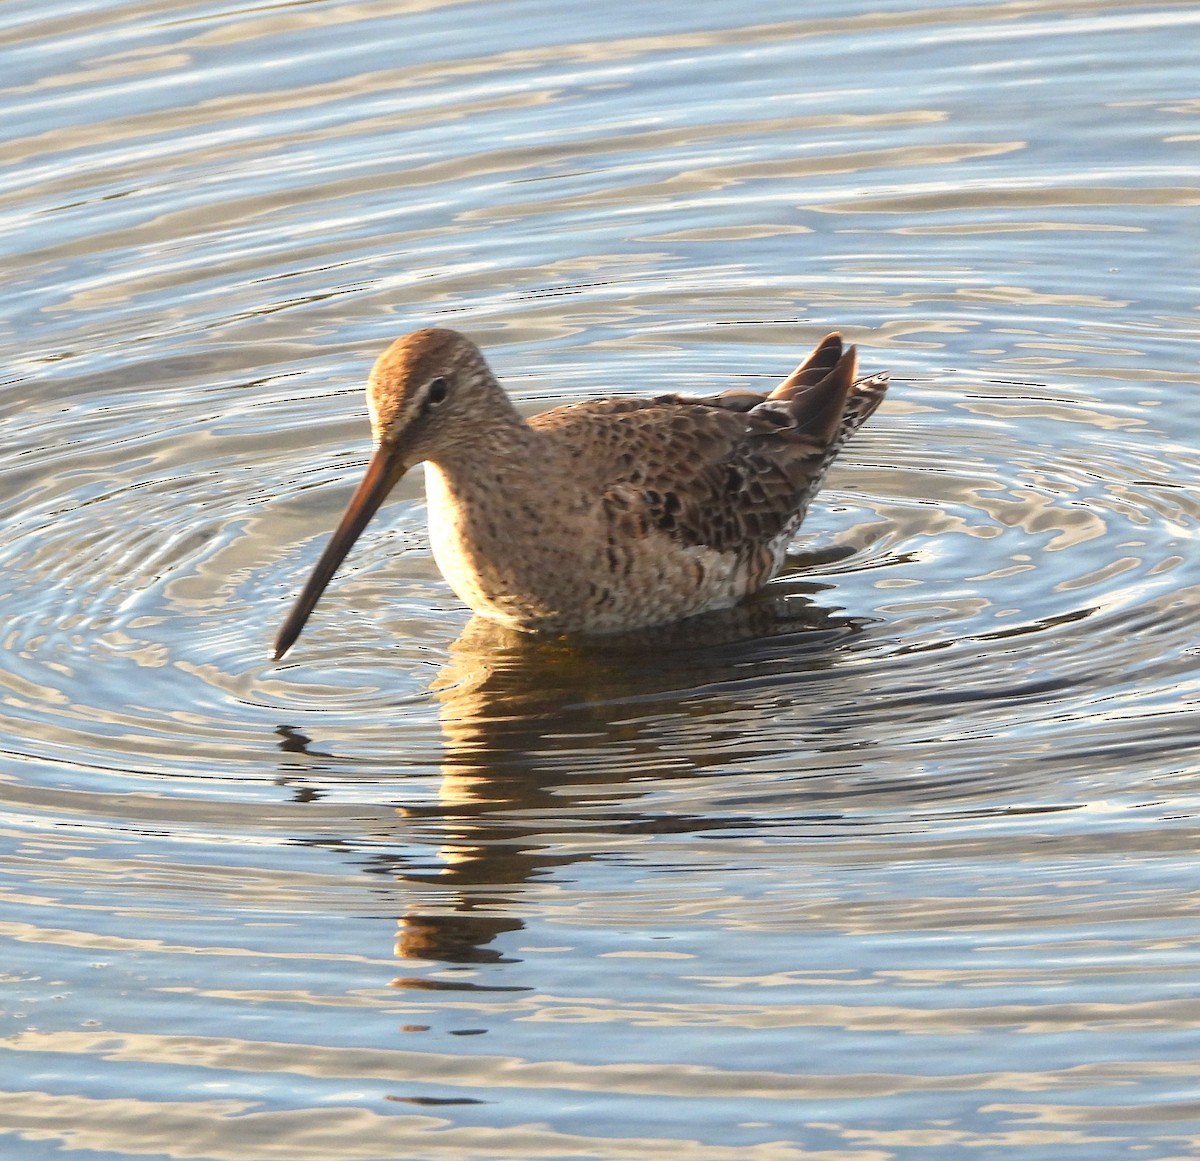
[273,328,888,658]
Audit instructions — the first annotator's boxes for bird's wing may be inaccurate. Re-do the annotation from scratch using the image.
[530,335,887,554]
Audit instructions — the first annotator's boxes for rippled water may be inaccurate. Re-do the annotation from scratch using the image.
[3,1,1200,1157]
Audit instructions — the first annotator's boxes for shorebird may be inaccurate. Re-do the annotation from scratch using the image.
[273,328,888,659]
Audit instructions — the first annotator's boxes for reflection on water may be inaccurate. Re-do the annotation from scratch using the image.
[383,590,858,964]
[3,0,1200,1157]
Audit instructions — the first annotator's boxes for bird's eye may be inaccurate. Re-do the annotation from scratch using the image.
[426,377,448,405]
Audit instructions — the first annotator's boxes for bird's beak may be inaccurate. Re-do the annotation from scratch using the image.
[273,442,409,660]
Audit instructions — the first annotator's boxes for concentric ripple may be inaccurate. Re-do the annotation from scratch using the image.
[3,1,1200,1158]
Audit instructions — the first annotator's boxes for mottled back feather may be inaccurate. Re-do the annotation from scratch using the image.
[530,335,888,556]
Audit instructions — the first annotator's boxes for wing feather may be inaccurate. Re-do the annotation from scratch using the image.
[529,335,887,555]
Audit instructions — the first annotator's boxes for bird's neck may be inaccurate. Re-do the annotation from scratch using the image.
[428,399,543,484]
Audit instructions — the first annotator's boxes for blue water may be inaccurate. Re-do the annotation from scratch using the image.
[2,1,1200,1158]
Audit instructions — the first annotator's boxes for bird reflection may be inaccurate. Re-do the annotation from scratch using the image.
[276,570,867,967]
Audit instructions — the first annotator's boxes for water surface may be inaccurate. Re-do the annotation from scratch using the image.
[3,1,1200,1158]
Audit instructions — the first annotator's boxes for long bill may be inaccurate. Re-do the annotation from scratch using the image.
[273,443,409,660]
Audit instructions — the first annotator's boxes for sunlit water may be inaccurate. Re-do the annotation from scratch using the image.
[3,1,1200,1158]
